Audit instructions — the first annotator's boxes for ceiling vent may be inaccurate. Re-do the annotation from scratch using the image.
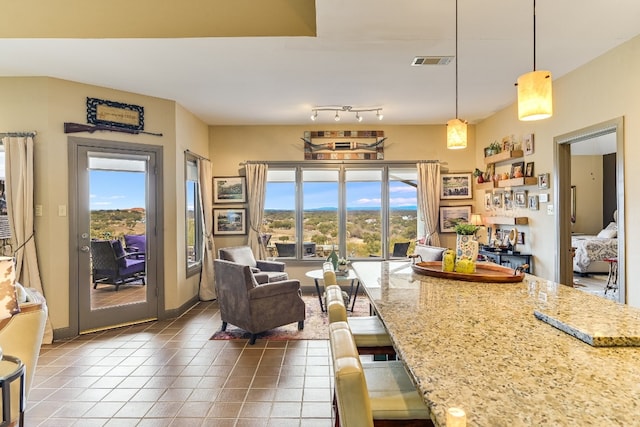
[411,56,454,66]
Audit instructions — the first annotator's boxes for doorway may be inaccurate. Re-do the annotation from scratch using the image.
[555,117,625,303]
[68,137,163,334]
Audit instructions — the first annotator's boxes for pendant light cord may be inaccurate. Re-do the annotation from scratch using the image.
[533,0,537,71]
[455,0,459,119]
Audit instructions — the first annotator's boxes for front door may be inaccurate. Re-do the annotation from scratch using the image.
[70,138,161,333]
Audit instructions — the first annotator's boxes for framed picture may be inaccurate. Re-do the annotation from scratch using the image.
[440,173,472,200]
[484,163,495,182]
[514,190,528,208]
[525,162,535,177]
[538,173,550,189]
[492,192,503,209]
[213,176,247,203]
[213,208,247,235]
[484,192,492,211]
[528,194,539,210]
[504,190,514,210]
[439,205,472,233]
[510,161,524,178]
[523,133,535,155]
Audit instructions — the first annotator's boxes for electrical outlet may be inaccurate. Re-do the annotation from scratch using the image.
[547,204,554,215]
[35,205,43,217]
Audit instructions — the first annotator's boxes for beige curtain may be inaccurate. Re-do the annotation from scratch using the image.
[198,159,216,300]
[417,162,441,246]
[4,136,53,343]
[245,163,268,260]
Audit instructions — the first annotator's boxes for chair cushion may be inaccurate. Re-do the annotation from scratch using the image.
[124,234,146,252]
[348,316,394,347]
[414,244,446,261]
[265,271,288,282]
[219,246,258,268]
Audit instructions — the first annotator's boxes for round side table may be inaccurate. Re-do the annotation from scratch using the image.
[0,354,25,427]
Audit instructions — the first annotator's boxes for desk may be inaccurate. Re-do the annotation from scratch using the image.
[0,355,25,427]
[305,268,360,312]
[352,261,640,426]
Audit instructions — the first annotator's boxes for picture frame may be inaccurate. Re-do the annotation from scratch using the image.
[525,162,535,177]
[86,97,144,131]
[213,176,247,203]
[440,173,472,200]
[514,190,528,208]
[510,161,524,178]
[538,173,550,189]
[439,205,472,233]
[503,190,514,210]
[484,163,495,182]
[528,194,539,210]
[492,191,503,209]
[523,133,535,155]
[213,208,247,235]
[484,192,492,211]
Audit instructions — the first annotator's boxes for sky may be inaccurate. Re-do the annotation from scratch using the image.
[90,170,146,210]
[265,181,417,210]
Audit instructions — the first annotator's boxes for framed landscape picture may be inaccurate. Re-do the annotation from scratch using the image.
[213,208,247,235]
[213,176,247,204]
[439,205,472,233]
[440,173,472,200]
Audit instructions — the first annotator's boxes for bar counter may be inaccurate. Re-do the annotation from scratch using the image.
[351,260,640,427]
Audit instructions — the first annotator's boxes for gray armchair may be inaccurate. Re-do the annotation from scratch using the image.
[218,246,288,283]
[213,259,305,344]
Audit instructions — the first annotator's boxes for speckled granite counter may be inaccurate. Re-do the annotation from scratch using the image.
[352,261,640,427]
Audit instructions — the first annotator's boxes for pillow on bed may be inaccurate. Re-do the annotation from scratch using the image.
[604,221,617,231]
[597,228,617,238]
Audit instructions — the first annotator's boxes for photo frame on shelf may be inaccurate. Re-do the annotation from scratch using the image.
[525,162,535,177]
[538,173,550,189]
[528,194,539,210]
[484,192,492,211]
[492,191,503,209]
[504,190,514,210]
[510,161,525,178]
[213,176,247,204]
[440,173,472,200]
[484,163,495,182]
[514,190,528,208]
[523,133,535,155]
[213,208,247,235]
[439,205,472,233]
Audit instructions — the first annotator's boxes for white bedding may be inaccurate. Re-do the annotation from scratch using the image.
[572,235,617,273]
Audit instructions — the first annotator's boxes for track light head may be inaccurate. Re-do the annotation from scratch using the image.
[334,111,340,121]
[376,110,383,120]
[356,112,363,122]
[310,110,318,121]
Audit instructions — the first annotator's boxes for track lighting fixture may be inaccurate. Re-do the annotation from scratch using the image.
[447,0,467,150]
[516,0,553,121]
[309,105,384,122]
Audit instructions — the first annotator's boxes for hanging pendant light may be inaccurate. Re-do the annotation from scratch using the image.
[517,0,553,121]
[447,0,467,149]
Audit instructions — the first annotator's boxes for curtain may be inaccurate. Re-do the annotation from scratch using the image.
[417,162,441,246]
[245,163,268,260]
[198,159,216,300]
[4,136,53,343]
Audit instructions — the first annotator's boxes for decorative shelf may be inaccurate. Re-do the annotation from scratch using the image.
[475,181,497,190]
[483,149,524,165]
[497,177,537,188]
[483,216,529,225]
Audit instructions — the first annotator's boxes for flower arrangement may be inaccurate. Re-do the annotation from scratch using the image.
[454,222,479,235]
[338,257,350,266]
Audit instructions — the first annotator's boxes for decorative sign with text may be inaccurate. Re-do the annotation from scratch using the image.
[87,97,144,131]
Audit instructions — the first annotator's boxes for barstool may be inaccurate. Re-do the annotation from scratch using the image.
[604,257,618,294]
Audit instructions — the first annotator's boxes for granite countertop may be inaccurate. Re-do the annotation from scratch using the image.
[352,261,640,427]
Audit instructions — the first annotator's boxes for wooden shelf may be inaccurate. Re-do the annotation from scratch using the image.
[475,181,497,190]
[482,216,529,225]
[497,177,537,188]
[483,149,524,165]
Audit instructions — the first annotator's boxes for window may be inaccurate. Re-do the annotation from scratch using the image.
[185,154,203,276]
[264,163,418,260]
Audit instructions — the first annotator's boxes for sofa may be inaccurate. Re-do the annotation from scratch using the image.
[218,246,288,283]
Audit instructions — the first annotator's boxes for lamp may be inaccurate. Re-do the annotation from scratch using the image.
[470,214,487,245]
[309,105,383,122]
[517,0,553,121]
[447,0,467,150]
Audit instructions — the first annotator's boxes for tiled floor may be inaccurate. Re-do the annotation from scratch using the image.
[28,300,334,426]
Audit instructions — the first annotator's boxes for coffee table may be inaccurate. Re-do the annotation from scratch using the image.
[305,268,360,312]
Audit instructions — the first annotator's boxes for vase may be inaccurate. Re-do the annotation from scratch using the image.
[456,234,479,262]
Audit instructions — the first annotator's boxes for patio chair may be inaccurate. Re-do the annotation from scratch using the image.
[391,241,411,258]
[124,234,146,259]
[90,240,146,291]
[274,242,296,257]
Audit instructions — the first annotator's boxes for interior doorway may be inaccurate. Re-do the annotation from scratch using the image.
[554,117,625,303]
[68,137,164,334]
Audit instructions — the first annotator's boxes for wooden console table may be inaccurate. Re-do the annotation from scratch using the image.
[478,249,532,273]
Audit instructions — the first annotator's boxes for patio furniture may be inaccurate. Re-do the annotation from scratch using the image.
[124,234,146,259]
[90,240,146,291]
[274,242,296,258]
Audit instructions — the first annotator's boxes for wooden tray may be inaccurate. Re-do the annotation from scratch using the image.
[411,261,525,283]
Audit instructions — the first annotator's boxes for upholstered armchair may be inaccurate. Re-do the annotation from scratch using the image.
[218,246,288,283]
[213,259,305,345]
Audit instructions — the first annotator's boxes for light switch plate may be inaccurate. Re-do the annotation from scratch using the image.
[547,204,554,215]
[35,205,43,217]
[58,205,67,216]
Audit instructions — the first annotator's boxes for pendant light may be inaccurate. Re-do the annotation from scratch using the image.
[447,0,467,149]
[517,0,553,121]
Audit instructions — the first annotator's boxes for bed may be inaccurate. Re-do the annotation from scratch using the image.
[572,220,618,274]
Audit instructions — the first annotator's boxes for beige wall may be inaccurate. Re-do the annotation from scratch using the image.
[476,33,640,305]
[0,77,209,332]
[571,155,604,235]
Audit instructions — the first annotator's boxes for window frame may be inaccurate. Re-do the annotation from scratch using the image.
[185,153,203,277]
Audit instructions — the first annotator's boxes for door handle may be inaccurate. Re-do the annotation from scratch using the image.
[80,245,90,253]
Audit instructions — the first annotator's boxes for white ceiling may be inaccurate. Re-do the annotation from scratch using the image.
[1,0,640,126]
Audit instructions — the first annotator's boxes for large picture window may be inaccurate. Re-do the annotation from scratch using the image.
[264,163,418,260]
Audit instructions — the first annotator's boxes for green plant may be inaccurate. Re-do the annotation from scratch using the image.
[338,257,350,265]
[489,140,502,152]
[473,168,483,177]
[454,222,479,235]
